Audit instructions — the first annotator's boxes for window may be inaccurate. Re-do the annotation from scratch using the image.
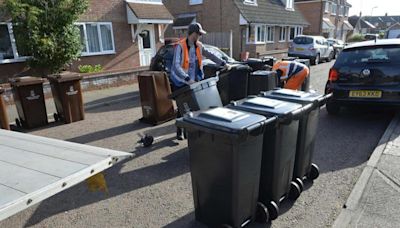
[189,0,203,5]
[0,23,26,64]
[266,26,274,42]
[286,0,294,10]
[293,36,313,45]
[335,46,400,67]
[289,26,303,40]
[247,24,266,43]
[76,22,115,56]
[279,27,287,42]
[243,0,257,6]
[331,3,337,15]
[325,2,330,13]
[247,24,274,44]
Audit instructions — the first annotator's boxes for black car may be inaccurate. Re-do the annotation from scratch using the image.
[150,43,236,73]
[325,39,400,115]
[150,43,274,76]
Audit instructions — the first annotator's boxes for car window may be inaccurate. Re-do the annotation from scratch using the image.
[204,45,235,62]
[293,37,313,45]
[335,46,400,66]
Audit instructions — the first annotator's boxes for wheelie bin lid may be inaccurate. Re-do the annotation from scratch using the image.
[176,107,274,139]
[261,88,324,106]
[47,72,82,83]
[169,77,219,99]
[227,96,303,120]
[9,76,45,87]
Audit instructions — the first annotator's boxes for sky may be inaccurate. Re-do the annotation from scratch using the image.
[348,0,400,17]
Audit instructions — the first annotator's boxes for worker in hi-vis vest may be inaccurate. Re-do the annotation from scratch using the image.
[170,23,231,90]
[272,60,310,90]
[171,23,231,140]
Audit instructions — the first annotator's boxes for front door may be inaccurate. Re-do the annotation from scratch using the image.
[138,25,156,66]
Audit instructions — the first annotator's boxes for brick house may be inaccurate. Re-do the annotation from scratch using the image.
[0,0,173,83]
[163,0,309,59]
[295,0,353,41]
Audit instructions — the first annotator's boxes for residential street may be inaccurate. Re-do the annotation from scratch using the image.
[0,60,394,228]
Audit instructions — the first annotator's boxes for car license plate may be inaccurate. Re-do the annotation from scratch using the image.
[349,90,382,98]
[296,48,304,51]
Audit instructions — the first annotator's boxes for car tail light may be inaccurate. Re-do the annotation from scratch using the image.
[329,68,339,81]
[309,47,315,51]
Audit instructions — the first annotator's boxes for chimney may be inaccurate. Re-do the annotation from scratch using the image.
[385,13,388,17]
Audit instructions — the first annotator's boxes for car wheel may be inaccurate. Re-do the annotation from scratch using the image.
[326,100,341,115]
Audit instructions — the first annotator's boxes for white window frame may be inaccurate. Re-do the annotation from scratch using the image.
[246,24,266,44]
[331,3,337,15]
[76,22,116,57]
[288,26,303,41]
[189,0,203,5]
[325,1,330,13]
[266,26,274,43]
[286,0,294,10]
[0,23,28,64]
[243,0,257,6]
[279,26,287,42]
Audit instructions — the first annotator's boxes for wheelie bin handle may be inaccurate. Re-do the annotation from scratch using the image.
[316,93,333,107]
[246,116,277,136]
[291,103,314,120]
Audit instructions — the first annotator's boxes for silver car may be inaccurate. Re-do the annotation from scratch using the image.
[288,35,334,65]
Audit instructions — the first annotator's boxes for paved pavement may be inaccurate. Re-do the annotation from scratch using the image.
[0,61,394,228]
[333,113,400,227]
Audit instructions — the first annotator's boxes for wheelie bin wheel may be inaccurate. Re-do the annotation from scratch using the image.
[255,202,270,223]
[267,201,279,220]
[307,163,320,180]
[15,118,21,127]
[289,181,301,200]
[294,177,304,192]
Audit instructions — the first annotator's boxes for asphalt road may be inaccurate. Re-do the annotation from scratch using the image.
[0,60,394,228]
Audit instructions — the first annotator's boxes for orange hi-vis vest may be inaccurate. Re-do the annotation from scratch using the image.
[179,38,202,71]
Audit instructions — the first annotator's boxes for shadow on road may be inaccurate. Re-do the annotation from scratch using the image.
[24,146,190,227]
[85,91,141,113]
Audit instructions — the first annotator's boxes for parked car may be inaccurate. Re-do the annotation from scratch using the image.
[325,39,400,115]
[288,35,335,65]
[327,38,345,59]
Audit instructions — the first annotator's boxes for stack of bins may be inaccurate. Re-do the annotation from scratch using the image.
[0,87,10,130]
[261,88,329,186]
[10,76,48,129]
[227,97,312,220]
[47,73,85,124]
[176,107,276,227]
[217,64,252,105]
[169,77,222,115]
[138,71,175,125]
[247,71,278,96]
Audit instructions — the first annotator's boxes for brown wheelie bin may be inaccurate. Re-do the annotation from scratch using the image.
[10,76,48,129]
[138,71,175,125]
[47,72,84,124]
[0,86,10,130]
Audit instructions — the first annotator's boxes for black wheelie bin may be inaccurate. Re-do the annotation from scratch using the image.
[217,64,252,105]
[176,107,277,227]
[261,89,331,190]
[247,71,278,96]
[227,97,312,221]
[169,77,222,115]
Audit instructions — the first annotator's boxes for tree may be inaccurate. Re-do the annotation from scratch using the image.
[4,0,88,75]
